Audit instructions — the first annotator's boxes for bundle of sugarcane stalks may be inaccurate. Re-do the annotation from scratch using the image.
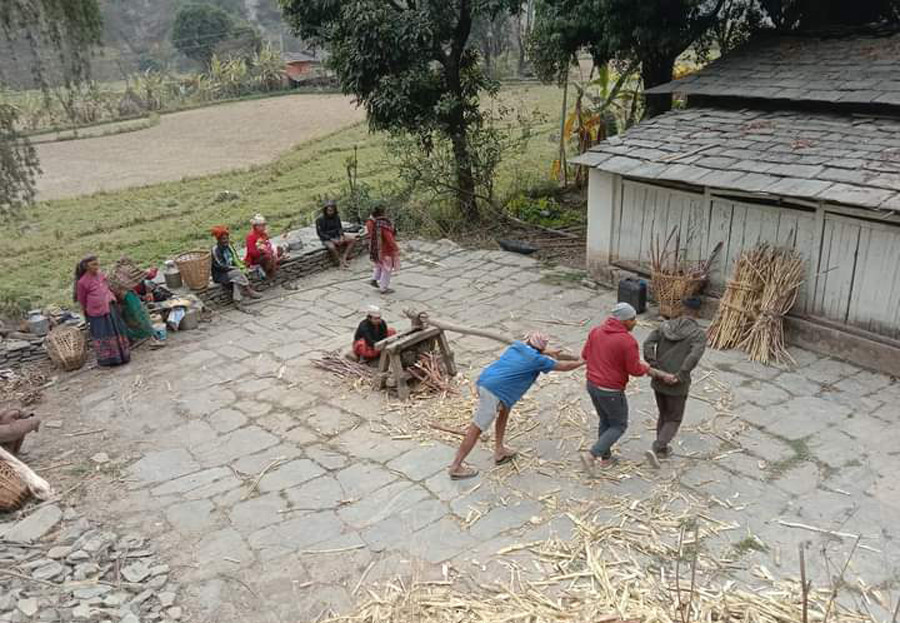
[708,243,805,365]
[312,351,375,380]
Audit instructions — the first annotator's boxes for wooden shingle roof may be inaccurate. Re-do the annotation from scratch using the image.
[571,107,900,212]
[647,31,900,107]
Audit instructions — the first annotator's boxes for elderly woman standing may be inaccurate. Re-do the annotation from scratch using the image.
[244,214,283,279]
[74,255,130,367]
[366,205,399,295]
[211,226,260,306]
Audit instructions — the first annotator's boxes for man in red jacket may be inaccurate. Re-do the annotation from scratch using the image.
[580,302,675,472]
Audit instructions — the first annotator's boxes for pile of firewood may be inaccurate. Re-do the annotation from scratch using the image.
[708,243,805,365]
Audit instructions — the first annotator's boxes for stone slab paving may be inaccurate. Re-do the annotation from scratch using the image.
[17,239,899,622]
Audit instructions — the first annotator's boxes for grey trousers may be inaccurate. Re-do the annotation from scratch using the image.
[225,269,250,301]
[587,382,628,460]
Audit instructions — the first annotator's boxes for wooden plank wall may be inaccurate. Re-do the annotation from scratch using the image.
[614,181,818,313]
[707,197,817,312]
[615,180,900,338]
[814,214,900,339]
[614,181,708,267]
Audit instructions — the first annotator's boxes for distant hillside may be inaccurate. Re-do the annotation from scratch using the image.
[94,0,304,78]
[0,0,305,87]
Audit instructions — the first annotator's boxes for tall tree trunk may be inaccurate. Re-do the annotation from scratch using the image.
[445,0,478,220]
[641,55,676,118]
[517,0,535,77]
[558,75,568,186]
[451,129,478,220]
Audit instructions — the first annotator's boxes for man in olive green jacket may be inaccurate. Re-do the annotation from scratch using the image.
[642,297,706,467]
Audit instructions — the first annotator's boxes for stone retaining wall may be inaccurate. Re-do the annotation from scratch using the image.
[0,227,367,370]
[197,237,366,307]
[0,339,49,368]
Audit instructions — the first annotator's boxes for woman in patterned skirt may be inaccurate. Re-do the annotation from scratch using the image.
[74,255,131,367]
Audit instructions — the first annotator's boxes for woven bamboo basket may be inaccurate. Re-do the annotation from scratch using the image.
[651,269,706,318]
[108,256,145,292]
[174,250,211,291]
[45,325,87,372]
[0,458,30,511]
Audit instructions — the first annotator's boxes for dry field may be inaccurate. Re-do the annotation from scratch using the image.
[34,93,365,201]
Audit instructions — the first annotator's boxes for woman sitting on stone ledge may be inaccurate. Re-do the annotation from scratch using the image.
[244,214,283,280]
[211,226,260,308]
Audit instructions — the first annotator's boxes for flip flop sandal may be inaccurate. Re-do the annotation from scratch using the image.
[494,452,518,466]
[449,465,479,480]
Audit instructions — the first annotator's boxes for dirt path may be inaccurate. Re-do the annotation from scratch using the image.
[35,93,365,201]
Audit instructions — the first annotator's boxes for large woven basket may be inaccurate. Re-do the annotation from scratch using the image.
[651,270,706,318]
[0,459,30,512]
[174,250,211,291]
[45,326,87,372]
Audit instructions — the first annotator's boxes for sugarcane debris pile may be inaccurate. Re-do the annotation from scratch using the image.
[378,380,539,446]
[312,349,456,396]
[708,244,805,366]
[0,365,51,406]
[325,489,872,623]
[407,352,454,395]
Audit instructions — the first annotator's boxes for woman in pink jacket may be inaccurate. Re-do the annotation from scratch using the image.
[74,255,130,367]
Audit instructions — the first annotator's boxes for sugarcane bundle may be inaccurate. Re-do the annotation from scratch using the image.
[707,245,767,350]
[741,247,805,365]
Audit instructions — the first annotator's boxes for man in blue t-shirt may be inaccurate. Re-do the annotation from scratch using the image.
[448,331,584,479]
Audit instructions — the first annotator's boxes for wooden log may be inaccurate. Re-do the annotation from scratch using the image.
[0,446,52,500]
[403,310,513,345]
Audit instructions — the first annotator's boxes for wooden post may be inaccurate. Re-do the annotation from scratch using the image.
[389,352,409,400]
[437,330,457,377]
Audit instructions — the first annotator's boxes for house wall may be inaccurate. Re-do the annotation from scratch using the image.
[585,169,617,271]
[589,176,900,341]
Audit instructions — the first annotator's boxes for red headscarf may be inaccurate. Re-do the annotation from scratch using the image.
[211,226,230,241]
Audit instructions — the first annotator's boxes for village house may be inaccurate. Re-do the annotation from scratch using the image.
[573,27,900,374]
[283,51,324,84]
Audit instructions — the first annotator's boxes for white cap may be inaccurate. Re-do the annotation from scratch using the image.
[611,302,637,321]
[250,214,266,225]
[366,305,381,318]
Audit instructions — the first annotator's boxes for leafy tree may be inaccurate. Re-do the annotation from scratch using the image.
[207,0,248,18]
[278,0,521,220]
[213,21,263,61]
[532,0,900,119]
[759,0,900,28]
[0,0,103,216]
[171,3,235,66]
[531,0,726,116]
[0,104,40,215]
[472,13,515,78]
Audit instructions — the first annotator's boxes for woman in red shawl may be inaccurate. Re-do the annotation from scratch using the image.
[366,205,399,294]
[244,214,283,279]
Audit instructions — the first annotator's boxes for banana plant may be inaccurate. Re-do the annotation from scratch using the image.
[252,44,284,92]
[551,59,642,186]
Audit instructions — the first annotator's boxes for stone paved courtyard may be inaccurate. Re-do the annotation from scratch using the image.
[7,240,898,622]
